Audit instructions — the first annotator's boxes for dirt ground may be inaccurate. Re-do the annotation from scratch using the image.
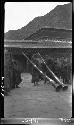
[4,73,72,119]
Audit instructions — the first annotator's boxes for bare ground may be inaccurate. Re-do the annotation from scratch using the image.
[4,73,72,118]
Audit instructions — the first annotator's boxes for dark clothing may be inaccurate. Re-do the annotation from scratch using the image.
[40,63,48,83]
[13,68,21,87]
[41,63,47,73]
[62,64,72,84]
[32,67,39,83]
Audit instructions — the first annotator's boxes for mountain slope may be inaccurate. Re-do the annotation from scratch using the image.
[4,3,72,40]
[25,28,72,41]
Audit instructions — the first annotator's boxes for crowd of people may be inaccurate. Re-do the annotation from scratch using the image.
[4,51,72,95]
[4,52,22,96]
[31,55,72,86]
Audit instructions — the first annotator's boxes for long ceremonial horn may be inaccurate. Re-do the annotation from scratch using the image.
[37,52,68,90]
[22,52,62,92]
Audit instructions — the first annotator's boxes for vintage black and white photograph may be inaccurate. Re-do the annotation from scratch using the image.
[3,1,72,124]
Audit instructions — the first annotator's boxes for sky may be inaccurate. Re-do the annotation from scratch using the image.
[4,2,70,33]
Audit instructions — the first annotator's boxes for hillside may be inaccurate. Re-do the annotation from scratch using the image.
[4,3,72,40]
[25,28,72,41]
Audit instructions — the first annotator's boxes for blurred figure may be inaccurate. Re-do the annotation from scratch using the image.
[12,59,21,88]
[32,66,39,86]
[41,62,47,84]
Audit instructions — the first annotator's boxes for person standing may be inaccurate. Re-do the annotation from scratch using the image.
[32,66,39,86]
[12,60,21,88]
[41,62,47,84]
